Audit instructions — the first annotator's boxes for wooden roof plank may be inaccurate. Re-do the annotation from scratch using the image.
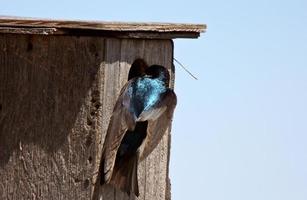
[0,16,206,39]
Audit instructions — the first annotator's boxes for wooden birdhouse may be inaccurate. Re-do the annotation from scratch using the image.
[0,17,205,200]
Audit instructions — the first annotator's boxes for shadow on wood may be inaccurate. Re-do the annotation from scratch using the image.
[0,34,105,199]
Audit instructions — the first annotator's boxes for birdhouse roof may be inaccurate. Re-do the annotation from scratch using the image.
[0,16,206,39]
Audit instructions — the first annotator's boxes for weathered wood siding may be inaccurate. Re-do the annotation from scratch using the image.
[0,34,174,200]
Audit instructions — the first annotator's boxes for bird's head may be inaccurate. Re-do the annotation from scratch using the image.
[145,65,170,86]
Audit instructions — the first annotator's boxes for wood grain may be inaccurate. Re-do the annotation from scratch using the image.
[0,16,206,39]
[0,34,105,199]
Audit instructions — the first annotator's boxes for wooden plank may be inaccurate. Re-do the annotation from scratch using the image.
[0,34,105,200]
[0,16,206,32]
[118,39,147,200]
[95,38,148,200]
[0,16,206,39]
[0,27,60,35]
[98,38,122,200]
[141,40,174,200]
[0,27,201,39]
[93,39,174,200]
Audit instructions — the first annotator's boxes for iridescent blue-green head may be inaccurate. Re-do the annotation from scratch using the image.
[145,65,170,86]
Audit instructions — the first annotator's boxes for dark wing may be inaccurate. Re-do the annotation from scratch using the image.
[138,89,177,161]
[102,81,136,183]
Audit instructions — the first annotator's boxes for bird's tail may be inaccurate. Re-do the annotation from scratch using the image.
[101,154,139,197]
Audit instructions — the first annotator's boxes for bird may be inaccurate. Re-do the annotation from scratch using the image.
[98,64,177,196]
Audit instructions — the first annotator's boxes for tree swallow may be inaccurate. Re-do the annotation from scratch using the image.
[99,64,177,196]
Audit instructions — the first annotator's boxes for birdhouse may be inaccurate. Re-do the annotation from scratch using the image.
[0,17,205,200]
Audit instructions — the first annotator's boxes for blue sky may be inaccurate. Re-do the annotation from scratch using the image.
[2,0,307,199]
